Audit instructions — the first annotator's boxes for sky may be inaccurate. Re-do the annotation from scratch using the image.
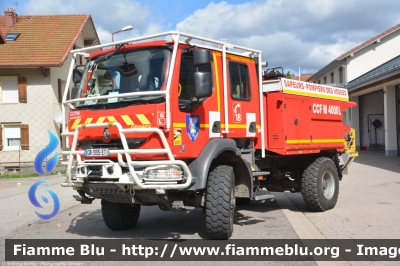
[1,0,400,75]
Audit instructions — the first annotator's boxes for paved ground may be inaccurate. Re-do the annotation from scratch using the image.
[284,150,400,239]
[0,175,80,238]
[0,150,399,265]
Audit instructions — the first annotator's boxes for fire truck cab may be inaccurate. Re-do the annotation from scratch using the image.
[60,32,357,239]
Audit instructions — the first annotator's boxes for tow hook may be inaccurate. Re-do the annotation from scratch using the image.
[130,188,135,203]
[74,190,95,204]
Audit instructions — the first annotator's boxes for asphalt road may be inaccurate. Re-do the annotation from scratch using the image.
[1,195,298,240]
[0,177,309,266]
[1,150,399,265]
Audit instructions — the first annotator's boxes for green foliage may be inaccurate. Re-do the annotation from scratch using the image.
[286,71,291,79]
[0,173,40,179]
[0,170,66,179]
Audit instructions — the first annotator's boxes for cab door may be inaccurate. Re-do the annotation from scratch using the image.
[171,48,219,158]
[224,58,259,141]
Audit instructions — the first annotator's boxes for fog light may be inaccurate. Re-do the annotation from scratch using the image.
[79,166,87,175]
[144,165,182,180]
[107,166,114,174]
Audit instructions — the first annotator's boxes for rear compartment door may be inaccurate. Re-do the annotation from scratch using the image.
[284,97,311,145]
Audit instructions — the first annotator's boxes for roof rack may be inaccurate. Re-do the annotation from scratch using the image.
[64,31,266,157]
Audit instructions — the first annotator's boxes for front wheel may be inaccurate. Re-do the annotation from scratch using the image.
[301,157,339,211]
[205,165,235,239]
[101,200,141,230]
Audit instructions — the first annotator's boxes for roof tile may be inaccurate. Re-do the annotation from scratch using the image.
[0,14,92,67]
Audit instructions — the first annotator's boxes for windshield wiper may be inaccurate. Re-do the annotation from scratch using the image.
[103,100,150,108]
[74,104,106,110]
[75,96,165,110]
[118,96,165,104]
[94,44,125,65]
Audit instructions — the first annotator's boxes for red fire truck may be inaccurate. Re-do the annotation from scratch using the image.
[60,32,358,239]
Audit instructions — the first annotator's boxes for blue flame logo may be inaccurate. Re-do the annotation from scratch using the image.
[29,130,60,220]
[28,180,60,220]
[34,130,59,176]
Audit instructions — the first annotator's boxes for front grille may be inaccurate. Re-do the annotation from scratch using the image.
[87,165,103,179]
[88,170,102,178]
[78,138,146,150]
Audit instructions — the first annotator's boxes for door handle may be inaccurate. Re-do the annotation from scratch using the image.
[212,121,220,133]
[249,122,256,133]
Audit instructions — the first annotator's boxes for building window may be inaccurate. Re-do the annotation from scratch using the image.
[323,76,327,84]
[1,77,18,102]
[330,72,334,83]
[0,124,29,151]
[0,76,27,103]
[3,125,21,150]
[5,33,20,41]
[74,45,83,65]
[339,67,343,83]
[229,62,251,100]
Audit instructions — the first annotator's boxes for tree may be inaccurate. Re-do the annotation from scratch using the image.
[286,71,291,79]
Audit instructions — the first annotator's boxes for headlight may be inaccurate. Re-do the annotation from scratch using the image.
[143,165,183,180]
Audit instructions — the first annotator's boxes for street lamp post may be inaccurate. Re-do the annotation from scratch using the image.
[112,25,133,42]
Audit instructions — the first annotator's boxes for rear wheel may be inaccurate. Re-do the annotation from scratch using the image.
[101,200,141,230]
[301,157,339,211]
[205,165,235,239]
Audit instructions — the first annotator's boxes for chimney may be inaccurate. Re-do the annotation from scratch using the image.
[5,8,17,26]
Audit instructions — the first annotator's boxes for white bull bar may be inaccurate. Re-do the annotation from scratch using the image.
[61,122,192,190]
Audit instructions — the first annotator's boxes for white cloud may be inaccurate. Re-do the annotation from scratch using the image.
[176,0,400,73]
[305,0,339,21]
[14,0,400,73]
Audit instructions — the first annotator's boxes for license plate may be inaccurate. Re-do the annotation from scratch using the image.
[84,149,110,156]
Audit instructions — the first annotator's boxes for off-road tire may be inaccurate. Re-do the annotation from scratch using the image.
[101,200,141,230]
[301,157,339,211]
[205,165,235,239]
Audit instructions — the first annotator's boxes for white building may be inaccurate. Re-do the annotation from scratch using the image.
[308,23,400,156]
[0,9,100,170]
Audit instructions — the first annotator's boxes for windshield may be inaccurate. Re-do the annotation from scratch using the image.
[73,47,171,107]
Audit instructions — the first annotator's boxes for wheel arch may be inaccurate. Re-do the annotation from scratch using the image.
[187,138,253,197]
[211,151,253,198]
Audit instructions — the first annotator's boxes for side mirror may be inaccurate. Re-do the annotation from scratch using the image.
[73,68,83,84]
[193,49,211,66]
[194,72,212,98]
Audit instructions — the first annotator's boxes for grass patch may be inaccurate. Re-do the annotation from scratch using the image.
[0,170,66,179]
[0,173,41,179]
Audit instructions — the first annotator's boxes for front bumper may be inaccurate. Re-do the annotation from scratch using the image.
[61,122,192,191]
